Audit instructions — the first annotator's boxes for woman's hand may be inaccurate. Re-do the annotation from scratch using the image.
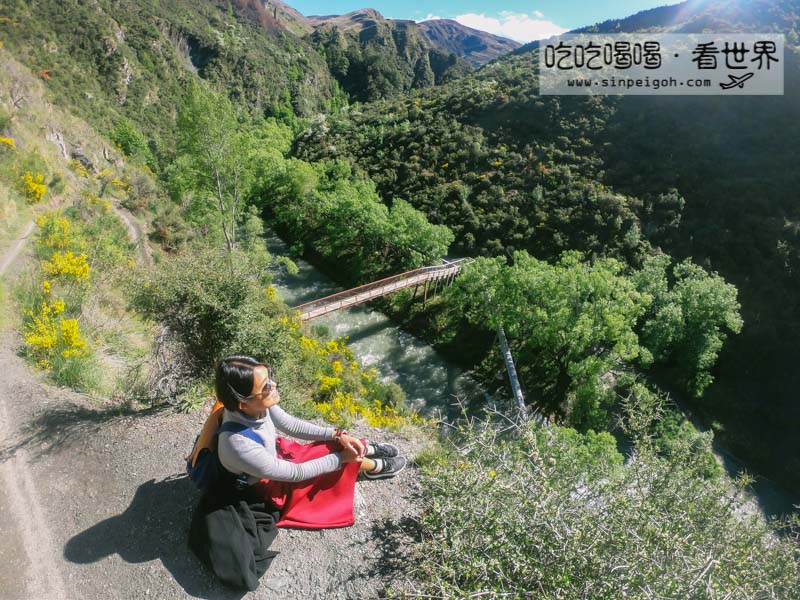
[340,445,363,464]
[337,433,365,458]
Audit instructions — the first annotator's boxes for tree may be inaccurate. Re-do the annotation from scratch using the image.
[634,255,743,396]
[176,81,253,252]
[387,198,454,270]
[448,251,651,429]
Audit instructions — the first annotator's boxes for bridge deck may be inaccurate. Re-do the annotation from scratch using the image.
[293,259,470,321]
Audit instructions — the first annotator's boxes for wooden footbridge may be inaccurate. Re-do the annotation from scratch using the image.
[293,258,471,321]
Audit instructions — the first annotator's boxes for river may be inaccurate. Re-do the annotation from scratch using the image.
[265,229,485,420]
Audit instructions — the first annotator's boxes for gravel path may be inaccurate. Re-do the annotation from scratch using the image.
[0,222,424,599]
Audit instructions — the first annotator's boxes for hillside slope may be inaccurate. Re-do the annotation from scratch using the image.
[0,0,340,153]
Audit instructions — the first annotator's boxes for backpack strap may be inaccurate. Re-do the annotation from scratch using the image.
[188,400,225,468]
[218,421,266,447]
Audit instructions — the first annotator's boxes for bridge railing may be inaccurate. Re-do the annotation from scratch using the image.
[292,258,472,316]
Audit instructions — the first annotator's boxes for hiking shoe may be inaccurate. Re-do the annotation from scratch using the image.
[366,442,400,459]
[364,455,407,480]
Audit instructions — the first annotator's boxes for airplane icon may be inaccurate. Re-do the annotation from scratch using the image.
[720,72,755,90]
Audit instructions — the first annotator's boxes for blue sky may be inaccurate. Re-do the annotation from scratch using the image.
[289,1,685,42]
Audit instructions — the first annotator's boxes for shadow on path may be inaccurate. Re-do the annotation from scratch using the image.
[351,515,423,595]
[64,475,246,600]
[0,402,166,463]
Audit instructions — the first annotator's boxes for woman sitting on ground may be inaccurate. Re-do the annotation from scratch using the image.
[214,355,406,529]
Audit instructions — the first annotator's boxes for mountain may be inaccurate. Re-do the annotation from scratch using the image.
[229,0,314,36]
[417,19,521,67]
[294,0,800,493]
[580,0,800,34]
[305,9,472,102]
[227,5,518,102]
[308,11,518,66]
[307,8,387,30]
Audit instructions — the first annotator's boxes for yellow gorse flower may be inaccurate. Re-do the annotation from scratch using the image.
[314,391,423,429]
[59,319,87,358]
[68,159,90,178]
[36,211,74,251]
[20,171,47,203]
[23,300,88,367]
[0,136,16,150]
[42,251,90,282]
[318,375,342,393]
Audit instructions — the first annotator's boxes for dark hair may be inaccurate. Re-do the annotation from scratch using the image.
[215,355,267,412]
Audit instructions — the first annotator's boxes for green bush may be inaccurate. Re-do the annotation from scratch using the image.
[409,401,800,598]
[112,119,157,171]
[125,245,291,373]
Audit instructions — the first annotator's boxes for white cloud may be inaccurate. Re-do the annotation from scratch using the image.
[416,14,443,22]
[454,11,567,43]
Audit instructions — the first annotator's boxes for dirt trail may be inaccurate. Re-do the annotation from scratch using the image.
[0,221,34,276]
[0,223,422,599]
[110,203,153,265]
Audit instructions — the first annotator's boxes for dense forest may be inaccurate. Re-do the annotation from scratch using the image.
[2,0,799,595]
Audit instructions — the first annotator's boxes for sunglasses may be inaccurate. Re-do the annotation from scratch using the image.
[243,365,276,402]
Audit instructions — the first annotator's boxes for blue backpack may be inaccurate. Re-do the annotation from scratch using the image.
[187,422,265,492]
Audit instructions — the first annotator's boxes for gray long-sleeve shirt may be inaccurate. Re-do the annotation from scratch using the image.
[217,406,343,484]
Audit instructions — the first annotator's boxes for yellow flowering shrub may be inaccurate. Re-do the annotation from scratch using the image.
[278,315,302,332]
[300,335,319,353]
[318,375,342,394]
[59,319,88,358]
[20,171,47,203]
[300,335,328,356]
[81,193,113,215]
[68,159,90,178]
[23,300,60,368]
[314,391,423,429]
[293,332,422,429]
[36,211,75,252]
[0,136,16,150]
[83,193,101,207]
[23,299,87,368]
[42,251,90,282]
